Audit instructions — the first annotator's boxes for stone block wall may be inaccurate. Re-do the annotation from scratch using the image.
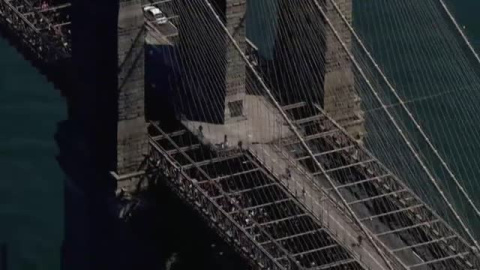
[245,0,363,140]
[324,0,365,140]
[224,0,247,122]
[116,0,148,174]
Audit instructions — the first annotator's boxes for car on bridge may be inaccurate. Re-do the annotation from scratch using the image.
[143,5,168,25]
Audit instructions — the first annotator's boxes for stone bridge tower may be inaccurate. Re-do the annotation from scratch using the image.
[116,0,148,175]
[324,0,365,140]
[247,0,364,140]
[71,0,147,178]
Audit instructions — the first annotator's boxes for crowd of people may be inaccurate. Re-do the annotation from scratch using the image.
[150,140,356,269]
[141,121,363,268]
[35,0,71,51]
[2,0,71,59]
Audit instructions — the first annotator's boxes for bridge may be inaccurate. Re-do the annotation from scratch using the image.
[1,0,480,269]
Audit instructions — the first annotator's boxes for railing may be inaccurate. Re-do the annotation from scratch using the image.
[0,0,70,62]
[148,138,291,270]
[247,145,396,270]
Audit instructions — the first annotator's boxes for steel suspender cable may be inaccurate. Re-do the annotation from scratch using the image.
[437,0,480,67]
[314,0,480,252]
[327,0,480,222]
[202,1,397,269]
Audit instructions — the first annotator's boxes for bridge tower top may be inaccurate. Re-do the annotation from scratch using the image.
[177,0,247,124]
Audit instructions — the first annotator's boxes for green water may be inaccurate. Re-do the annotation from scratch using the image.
[0,1,479,269]
[0,38,66,269]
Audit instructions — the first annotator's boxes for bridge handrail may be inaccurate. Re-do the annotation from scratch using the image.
[148,137,291,270]
[0,0,69,61]
[247,145,395,270]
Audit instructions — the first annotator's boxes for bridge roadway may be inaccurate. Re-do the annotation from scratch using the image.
[143,0,178,45]
[179,95,391,268]
[146,121,369,270]
[145,20,177,46]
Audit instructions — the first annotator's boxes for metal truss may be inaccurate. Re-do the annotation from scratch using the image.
[0,0,71,62]
[146,121,366,270]
[0,0,177,62]
[277,102,480,269]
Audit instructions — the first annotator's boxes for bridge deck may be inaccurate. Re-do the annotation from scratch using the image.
[147,121,366,270]
[248,142,391,269]
[176,95,480,269]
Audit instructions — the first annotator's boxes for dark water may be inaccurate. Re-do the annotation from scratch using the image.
[447,0,480,45]
[353,0,480,240]
[0,38,66,269]
[0,1,479,269]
